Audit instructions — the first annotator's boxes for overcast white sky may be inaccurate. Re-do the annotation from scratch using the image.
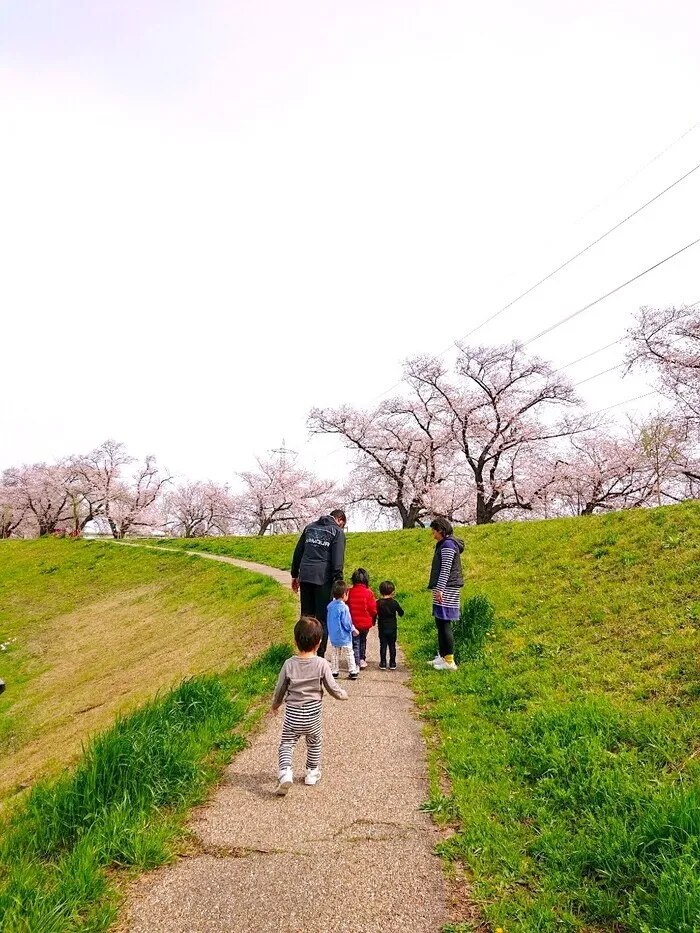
[1,0,699,487]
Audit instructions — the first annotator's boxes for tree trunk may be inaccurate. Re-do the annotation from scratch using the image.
[475,479,494,525]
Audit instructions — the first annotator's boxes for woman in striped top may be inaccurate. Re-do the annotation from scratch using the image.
[427,517,465,672]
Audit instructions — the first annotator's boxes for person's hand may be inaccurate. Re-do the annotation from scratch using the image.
[291,578,299,594]
[351,627,359,636]
[272,706,280,715]
[434,591,443,604]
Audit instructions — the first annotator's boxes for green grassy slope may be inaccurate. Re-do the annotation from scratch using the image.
[165,503,700,932]
[0,539,296,803]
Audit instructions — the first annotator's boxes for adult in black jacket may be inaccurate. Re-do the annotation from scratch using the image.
[291,509,347,657]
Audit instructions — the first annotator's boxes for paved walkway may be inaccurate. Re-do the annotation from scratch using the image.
[119,546,448,933]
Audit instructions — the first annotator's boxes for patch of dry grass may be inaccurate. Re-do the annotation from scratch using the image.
[0,539,296,803]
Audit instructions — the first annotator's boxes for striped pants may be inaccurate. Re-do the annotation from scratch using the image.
[330,643,357,675]
[278,701,323,773]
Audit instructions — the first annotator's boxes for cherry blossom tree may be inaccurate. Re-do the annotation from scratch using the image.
[0,482,27,538]
[308,398,455,528]
[632,412,695,506]
[2,462,73,536]
[65,441,171,539]
[232,454,337,536]
[626,304,700,421]
[404,342,588,523]
[67,440,132,532]
[552,432,657,516]
[103,455,171,539]
[161,481,235,537]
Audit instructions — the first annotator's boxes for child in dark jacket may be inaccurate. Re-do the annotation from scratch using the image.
[347,568,377,670]
[376,580,404,670]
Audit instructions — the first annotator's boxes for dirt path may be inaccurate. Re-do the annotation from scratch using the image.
[117,544,449,932]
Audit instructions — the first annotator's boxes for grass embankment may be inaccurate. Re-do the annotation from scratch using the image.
[0,539,296,801]
[0,538,296,931]
[0,645,290,932]
[167,503,700,932]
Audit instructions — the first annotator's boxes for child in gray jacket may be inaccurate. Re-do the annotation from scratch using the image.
[272,615,348,795]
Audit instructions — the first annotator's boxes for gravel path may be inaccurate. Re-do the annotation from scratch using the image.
[119,545,449,933]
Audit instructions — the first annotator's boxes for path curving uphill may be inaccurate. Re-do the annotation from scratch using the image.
[117,542,449,933]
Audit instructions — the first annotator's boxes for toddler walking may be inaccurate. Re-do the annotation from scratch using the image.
[272,616,348,795]
[377,580,404,670]
[347,568,377,670]
[327,580,359,679]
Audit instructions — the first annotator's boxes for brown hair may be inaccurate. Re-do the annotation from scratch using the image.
[331,579,348,599]
[429,517,453,538]
[294,616,323,652]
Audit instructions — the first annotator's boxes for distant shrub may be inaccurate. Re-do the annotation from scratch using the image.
[452,595,495,661]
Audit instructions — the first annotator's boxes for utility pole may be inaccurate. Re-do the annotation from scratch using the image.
[270,439,296,469]
[268,440,298,535]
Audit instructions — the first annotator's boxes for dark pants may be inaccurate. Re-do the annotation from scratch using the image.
[352,630,368,666]
[435,618,455,658]
[379,629,397,668]
[300,581,332,657]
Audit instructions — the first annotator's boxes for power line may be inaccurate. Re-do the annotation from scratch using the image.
[372,158,700,404]
[452,160,700,347]
[560,338,622,370]
[572,363,625,388]
[523,237,700,347]
[573,117,700,224]
[591,390,662,416]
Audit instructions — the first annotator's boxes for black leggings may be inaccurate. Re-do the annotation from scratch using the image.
[435,618,455,658]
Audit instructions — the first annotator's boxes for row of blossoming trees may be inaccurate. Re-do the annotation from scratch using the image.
[2,305,699,538]
[0,441,336,539]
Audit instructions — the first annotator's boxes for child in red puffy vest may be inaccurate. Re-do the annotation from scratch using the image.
[347,568,377,671]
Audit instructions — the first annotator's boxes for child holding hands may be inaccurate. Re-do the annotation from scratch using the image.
[347,568,377,670]
[376,580,404,670]
[272,615,348,795]
[327,580,359,679]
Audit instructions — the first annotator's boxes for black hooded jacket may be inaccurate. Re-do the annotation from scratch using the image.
[291,515,346,586]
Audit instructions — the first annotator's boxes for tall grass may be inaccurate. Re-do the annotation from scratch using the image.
[0,644,290,933]
[452,594,496,661]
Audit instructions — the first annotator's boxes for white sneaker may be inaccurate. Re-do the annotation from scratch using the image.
[276,768,293,795]
[432,657,458,671]
[305,767,321,786]
[427,655,441,666]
